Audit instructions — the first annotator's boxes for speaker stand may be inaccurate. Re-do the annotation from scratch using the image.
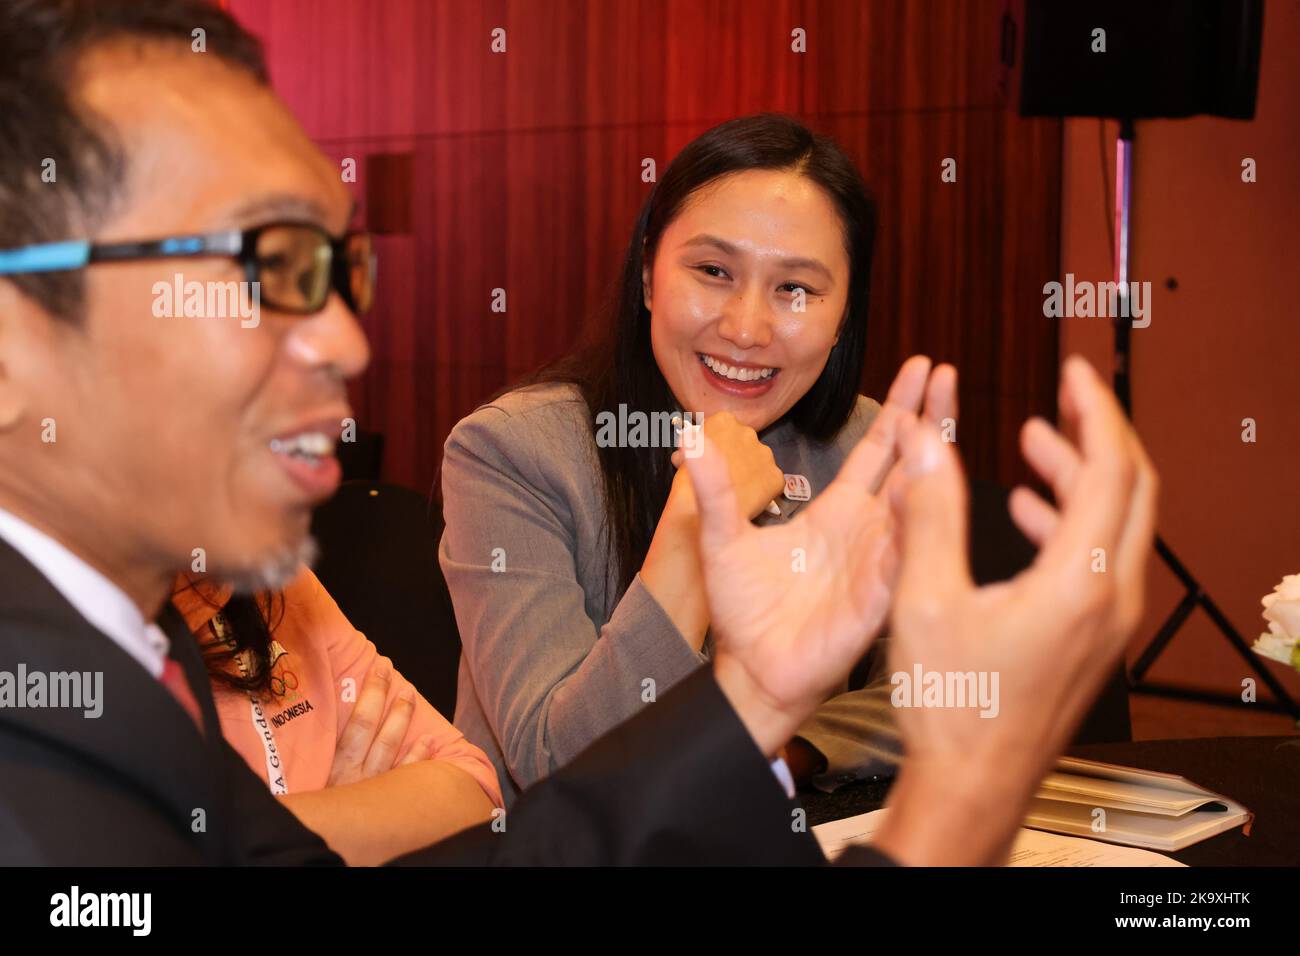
[1110,119,1300,721]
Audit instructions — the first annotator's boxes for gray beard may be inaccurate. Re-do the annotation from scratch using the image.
[217,535,319,595]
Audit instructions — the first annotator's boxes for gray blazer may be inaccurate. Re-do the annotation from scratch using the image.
[441,382,902,805]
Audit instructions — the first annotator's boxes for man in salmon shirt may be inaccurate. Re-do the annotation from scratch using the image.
[0,0,1157,867]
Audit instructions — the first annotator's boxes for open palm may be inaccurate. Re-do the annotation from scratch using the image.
[686,356,954,717]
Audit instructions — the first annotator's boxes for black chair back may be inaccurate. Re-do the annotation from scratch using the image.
[309,481,462,716]
[969,479,1132,744]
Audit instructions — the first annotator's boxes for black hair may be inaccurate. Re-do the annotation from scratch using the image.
[0,0,268,322]
[524,113,877,601]
[175,575,281,696]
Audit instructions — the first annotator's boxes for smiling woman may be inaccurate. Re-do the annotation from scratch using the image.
[647,169,853,428]
[440,114,950,804]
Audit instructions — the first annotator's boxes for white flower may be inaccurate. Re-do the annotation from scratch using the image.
[1252,574,1300,669]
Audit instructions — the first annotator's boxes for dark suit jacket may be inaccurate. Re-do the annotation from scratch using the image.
[0,536,829,866]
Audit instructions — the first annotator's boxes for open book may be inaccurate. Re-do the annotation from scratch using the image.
[1024,756,1252,852]
[813,808,1187,866]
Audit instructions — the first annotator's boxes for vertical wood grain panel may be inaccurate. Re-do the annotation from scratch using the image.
[228,0,1060,493]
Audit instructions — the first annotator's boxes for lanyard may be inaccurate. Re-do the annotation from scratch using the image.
[210,612,288,795]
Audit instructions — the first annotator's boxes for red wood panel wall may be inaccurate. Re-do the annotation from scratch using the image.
[227,0,1062,494]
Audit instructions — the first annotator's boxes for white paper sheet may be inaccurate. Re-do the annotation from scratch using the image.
[813,808,1187,867]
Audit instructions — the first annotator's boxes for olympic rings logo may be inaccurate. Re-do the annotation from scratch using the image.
[269,667,300,700]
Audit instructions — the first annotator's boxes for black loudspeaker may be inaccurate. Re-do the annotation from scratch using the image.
[1002,1,1296,719]
[1008,0,1263,120]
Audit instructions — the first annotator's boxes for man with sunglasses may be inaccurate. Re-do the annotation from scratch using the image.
[0,0,1157,868]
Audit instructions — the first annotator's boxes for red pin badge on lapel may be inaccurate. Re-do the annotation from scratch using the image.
[783,474,811,501]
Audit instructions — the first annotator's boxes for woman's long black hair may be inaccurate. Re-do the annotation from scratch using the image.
[521,114,877,605]
[175,575,281,695]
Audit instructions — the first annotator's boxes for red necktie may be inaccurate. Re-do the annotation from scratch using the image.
[160,658,205,734]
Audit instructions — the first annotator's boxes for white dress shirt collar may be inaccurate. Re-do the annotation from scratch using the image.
[0,506,170,678]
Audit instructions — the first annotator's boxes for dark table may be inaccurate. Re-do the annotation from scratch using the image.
[800,735,1300,866]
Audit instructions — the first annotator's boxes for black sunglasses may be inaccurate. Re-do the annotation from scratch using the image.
[0,221,376,316]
